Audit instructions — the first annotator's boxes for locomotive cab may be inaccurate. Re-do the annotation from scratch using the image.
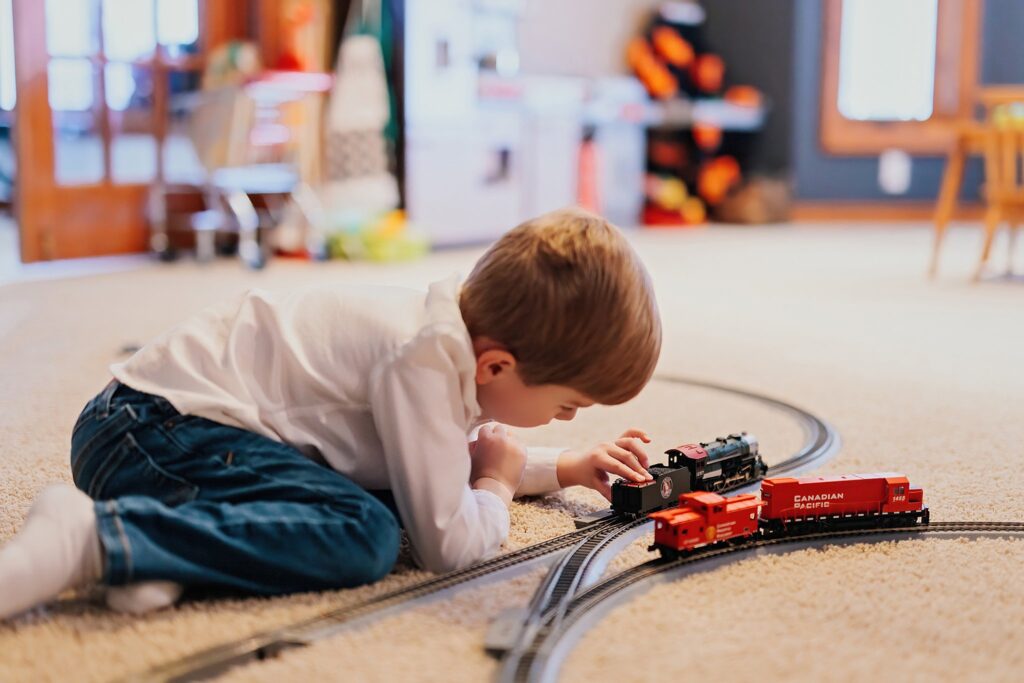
[666,444,708,481]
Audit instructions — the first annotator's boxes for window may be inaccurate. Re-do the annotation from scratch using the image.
[821,0,982,154]
[837,0,938,122]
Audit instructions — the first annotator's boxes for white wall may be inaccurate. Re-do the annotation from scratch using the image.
[517,0,662,77]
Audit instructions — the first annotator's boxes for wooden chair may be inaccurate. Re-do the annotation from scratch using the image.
[930,87,1024,278]
[975,113,1024,280]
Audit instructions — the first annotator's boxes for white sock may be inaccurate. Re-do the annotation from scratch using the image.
[105,581,183,615]
[0,483,103,619]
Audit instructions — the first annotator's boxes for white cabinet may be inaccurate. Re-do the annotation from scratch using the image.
[403,0,584,246]
[406,108,523,246]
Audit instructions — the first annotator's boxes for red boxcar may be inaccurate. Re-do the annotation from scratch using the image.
[650,490,763,556]
[760,473,928,531]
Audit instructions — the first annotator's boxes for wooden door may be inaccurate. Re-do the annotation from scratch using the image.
[12,0,245,262]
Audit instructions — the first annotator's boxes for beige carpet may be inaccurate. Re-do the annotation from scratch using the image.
[1,223,1022,682]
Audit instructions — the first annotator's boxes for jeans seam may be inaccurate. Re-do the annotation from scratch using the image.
[72,403,140,483]
[111,503,134,582]
[99,380,119,419]
[225,462,363,505]
[208,514,373,528]
[156,421,195,453]
[88,430,152,499]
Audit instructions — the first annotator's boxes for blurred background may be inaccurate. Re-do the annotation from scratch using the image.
[0,0,1021,277]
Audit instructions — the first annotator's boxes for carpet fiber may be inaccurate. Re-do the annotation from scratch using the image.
[0,223,1021,682]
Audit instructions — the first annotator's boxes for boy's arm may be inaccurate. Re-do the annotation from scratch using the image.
[518,446,566,496]
[369,329,511,574]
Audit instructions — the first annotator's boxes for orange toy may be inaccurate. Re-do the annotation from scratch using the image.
[724,85,763,108]
[681,196,707,224]
[652,27,695,68]
[697,156,741,205]
[692,122,723,152]
[650,491,763,555]
[627,38,678,100]
[691,53,725,93]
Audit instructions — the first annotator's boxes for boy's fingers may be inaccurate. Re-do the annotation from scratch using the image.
[614,439,652,473]
[600,452,646,482]
[595,473,612,501]
[608,446,648,478]
[619,428,651,443]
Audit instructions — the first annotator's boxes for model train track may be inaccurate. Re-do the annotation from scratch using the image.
[124,519,619,683]
[657,373,840,480]
[487,376,839,657]
[502,521,1024,683]
[126,376,837,683]
[513,373,841,617]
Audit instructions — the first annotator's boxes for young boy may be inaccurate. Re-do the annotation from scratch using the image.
[0,207,661,619]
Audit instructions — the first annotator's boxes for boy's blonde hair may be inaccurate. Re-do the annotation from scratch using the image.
[460,207,661,405]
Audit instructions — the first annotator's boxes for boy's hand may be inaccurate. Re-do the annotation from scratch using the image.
[556,429,654,501]
[470,423,527,504]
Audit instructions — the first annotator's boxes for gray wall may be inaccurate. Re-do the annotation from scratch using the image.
[792,0,1024,201]
[702,0,795,174]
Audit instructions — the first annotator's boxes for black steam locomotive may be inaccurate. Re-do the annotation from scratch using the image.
[609,433,766,518]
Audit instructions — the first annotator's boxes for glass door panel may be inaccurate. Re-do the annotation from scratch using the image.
[107,63,157,184]
[48,59,105,185]
[163,69,204,184]
[158,0,201,57]
[0,0,15,110]
[45,0,98,58]
[1,0,16,203]
[102,0,156,62]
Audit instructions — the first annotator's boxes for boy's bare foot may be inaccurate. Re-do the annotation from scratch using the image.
[0,484,102,620]
[105,581,183,615]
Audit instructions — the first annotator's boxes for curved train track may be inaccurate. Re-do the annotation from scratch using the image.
[488,373,840,658]
[127,376,838,683]
[501,522,1024,683]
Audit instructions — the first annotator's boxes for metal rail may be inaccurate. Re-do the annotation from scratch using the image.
[126,376,837,683]
[125,520,618,683]
[505,522,1024,683]
[491,374,841,668]
[548,373,842,609]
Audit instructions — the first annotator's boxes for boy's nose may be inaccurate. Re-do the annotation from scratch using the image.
[557,408,578,421]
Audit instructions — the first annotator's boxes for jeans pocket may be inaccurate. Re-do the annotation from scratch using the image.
[71,404,138,484]
[89,432,200,505]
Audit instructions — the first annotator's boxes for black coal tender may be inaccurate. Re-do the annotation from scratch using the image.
[610,433,766,517]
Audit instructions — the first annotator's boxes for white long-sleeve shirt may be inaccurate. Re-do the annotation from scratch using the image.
[110,276,563,573]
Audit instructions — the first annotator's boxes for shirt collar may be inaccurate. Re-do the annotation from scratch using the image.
[425,275,482,426]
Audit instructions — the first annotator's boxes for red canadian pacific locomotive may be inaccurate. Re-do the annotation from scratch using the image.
[650,473,929,557]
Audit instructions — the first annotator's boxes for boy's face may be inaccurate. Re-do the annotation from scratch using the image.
[473,341,594,428]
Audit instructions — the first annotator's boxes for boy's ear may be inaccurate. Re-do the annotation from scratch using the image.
[475,348,517,384]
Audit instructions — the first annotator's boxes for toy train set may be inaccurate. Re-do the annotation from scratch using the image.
[611,433,766,516]
[650,473,930,558]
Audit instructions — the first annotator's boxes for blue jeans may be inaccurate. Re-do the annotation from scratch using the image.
[69,380,401,595]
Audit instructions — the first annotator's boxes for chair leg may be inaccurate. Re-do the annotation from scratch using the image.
[974,206,1002,282]
[225,190,264,269]
[291,182,328,260]
[931,143,966,278]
